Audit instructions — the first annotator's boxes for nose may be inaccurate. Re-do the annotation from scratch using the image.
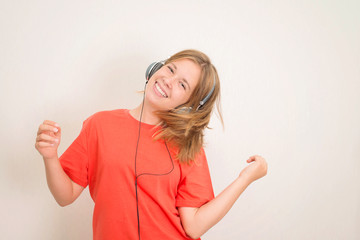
[163,76,176,89]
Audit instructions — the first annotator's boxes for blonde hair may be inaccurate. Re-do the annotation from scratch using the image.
[153,49,224,164]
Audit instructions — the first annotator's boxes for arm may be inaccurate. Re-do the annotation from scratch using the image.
[43,156,85,207]
[36,120,85,207]
[178,175,250,239]
[179,155,267,239]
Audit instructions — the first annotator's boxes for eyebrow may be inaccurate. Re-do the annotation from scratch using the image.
[171,63,191,90]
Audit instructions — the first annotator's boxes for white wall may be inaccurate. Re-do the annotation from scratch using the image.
[1,0,359,239]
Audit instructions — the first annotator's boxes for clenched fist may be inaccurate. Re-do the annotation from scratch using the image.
[35,120,61,160]
[239,155,268,183]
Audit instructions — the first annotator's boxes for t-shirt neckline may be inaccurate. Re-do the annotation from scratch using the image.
[126,109,160,130]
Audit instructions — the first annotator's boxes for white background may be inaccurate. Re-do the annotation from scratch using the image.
[1,0,359,239]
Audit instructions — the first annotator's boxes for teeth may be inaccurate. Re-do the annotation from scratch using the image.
[155,83,167,98]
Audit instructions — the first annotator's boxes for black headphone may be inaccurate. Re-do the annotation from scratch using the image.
[145,60,216,112]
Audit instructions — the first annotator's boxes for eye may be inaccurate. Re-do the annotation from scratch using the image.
[180,82,186,90]
[167,66,174,74]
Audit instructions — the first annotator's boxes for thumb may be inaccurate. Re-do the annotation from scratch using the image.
[54,126,61,137]
[247,156,255,163]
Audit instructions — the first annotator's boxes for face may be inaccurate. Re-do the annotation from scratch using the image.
[145,58,201,111]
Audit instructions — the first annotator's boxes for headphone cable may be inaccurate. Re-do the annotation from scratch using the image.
[134,82,174,240]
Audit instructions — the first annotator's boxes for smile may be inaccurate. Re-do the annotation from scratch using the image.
[154,82,168,98]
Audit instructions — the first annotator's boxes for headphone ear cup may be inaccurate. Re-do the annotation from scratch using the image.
[175,106,193,114]
[145,62,157,80]
[145,61,164,83]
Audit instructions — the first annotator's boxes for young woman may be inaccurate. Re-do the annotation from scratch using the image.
[35,49,268,240]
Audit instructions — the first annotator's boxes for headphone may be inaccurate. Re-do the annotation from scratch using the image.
[145,59,216,112]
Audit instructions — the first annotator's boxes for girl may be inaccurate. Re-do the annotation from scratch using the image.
[35,49,268,239]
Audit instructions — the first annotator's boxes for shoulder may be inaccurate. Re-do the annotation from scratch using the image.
[81,109,130,129]
[188,147,207,167]
[84,109,128,122]
[178,147,209,175]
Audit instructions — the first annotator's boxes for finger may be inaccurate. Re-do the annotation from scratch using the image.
[43,120,59,126]
[36,141,55,147]
[54,126,61,136]
[38,124,60,135]
[250,155,262,161]
[37,133,59,143]
[247,157,255,163]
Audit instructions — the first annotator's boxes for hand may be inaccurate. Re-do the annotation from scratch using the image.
[35,120,61,160]
[239,155,268,183]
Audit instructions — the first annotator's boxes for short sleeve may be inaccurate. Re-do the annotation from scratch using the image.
[59,118,91,188]
[175,148,215,208]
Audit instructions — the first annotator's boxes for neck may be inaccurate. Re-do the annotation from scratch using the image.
[130,103,161,125]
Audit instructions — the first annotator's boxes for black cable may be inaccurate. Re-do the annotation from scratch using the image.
[134,82,174,240]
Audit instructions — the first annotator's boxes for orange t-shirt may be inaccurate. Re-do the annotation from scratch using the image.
[59,109,214,239]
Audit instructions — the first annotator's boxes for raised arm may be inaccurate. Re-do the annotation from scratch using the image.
[178,155,268,239]
[43,155,85,206]
[35,120,84,206]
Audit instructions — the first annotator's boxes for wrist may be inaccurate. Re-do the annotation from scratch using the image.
[43,155,59,163]
[238,173,253,185]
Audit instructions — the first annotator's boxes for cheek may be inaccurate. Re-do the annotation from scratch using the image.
[174,91,191,104]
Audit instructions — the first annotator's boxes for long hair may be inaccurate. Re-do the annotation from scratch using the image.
[152,49,224,164]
